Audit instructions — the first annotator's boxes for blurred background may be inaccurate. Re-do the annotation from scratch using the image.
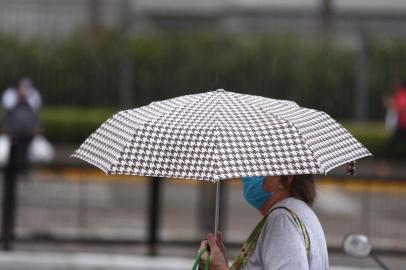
[0,0,405,269]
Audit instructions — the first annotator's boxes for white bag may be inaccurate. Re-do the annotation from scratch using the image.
[0,135,11,166]
[385,108,398,132]
[28,135,55,163]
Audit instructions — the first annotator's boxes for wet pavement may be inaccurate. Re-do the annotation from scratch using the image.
[0,251,389,270]
[0,145,404,269]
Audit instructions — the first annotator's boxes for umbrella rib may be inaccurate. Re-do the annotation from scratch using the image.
[324,152,372,174]
[71,151,109,174]
[211,92,222,182]
[254,102,325,173]
[71,113,138,173]
[107,91,218,177]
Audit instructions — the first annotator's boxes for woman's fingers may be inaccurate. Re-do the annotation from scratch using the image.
[215,231,226,250]
[207,233,218,250]
[200,239,208,251]
[216,231,223,245]
[206,233,228,268]
[214,231,228,264]
[200,250,209,261]
[198,240,210,270]
[199,240,210,260]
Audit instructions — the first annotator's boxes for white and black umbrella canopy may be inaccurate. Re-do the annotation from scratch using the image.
[72,89,371,181]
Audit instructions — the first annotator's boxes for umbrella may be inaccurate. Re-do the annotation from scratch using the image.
[72,89,371,233]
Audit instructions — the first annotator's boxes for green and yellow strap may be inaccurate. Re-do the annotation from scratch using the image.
[193,206,310,270]
[283,207,311,258]
[230,206,310,270]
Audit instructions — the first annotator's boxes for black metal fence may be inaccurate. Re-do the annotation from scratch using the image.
[1,168,405,256]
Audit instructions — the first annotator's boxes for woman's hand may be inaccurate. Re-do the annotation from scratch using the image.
[199,232,230,270]
[215,231,229,265]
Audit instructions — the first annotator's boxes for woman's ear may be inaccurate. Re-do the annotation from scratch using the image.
[278,175,294,191]
[263,176,279,192]
[287,175,294,185]
[277,177,285,191]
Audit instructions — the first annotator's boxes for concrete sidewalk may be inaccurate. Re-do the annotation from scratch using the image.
[0,251,378,270]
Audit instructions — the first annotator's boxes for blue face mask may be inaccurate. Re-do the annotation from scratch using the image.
[242,176,273,210]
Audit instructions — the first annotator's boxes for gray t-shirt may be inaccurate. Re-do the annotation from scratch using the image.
[241,197,329,270]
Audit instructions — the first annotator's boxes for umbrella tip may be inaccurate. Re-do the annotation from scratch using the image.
[347,161,356,176]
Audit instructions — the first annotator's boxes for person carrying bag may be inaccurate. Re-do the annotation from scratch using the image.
[195,175,329,270]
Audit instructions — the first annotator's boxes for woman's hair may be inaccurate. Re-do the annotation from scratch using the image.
[281,175,316,206]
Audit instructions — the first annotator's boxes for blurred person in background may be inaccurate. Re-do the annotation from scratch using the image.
[383,91,397,134]
[2,77,42,112]
[385,80,406,156]
[198,175,329,270]
[1,85,41,250]
[2,86,41,174]
[1,77,53,169]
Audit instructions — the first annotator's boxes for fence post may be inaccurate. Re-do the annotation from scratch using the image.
[77,181,89,229]
[1,146,18,251]
[147,177,161,256]
[87,0,102,35]
[354,29,369,121]
[319,0,334,37]
[119,0,134,109]
[360,179,371,236]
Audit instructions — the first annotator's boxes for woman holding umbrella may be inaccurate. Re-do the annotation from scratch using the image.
[71,89,368,270]
[198,174,329,270]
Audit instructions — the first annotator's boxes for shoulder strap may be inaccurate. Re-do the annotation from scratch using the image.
[230,206,311,270]
[270,207,311,258]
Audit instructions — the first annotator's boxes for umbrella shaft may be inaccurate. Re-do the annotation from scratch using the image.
[214,181,220,235]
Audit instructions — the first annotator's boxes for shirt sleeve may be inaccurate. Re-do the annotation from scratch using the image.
[395,92,406,112]
[259,212,309,270]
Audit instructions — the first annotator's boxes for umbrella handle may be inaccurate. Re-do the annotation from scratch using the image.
[214,181,220,236]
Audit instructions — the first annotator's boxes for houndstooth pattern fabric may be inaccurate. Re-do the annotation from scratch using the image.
[237,93,371,173]
[71,93,206,172]
[72,89,371,181]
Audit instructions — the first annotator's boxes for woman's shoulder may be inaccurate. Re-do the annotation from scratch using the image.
[260,203,310,243]
[266,197,317,226]
[268,197,310,215]
[265,206,298,228]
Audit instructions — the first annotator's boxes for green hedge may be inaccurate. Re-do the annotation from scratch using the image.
[2,29,405,157]
[342,122,390,157]
[2,32,406,121]
[39,107,396,157]
[40,107,116,143]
